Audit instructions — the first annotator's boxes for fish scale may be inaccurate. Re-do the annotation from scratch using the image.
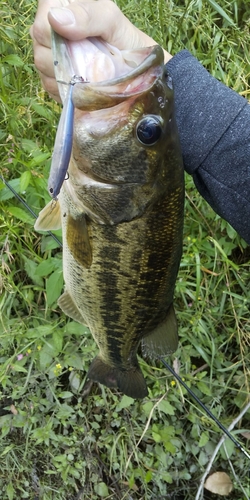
[59,183,183,395]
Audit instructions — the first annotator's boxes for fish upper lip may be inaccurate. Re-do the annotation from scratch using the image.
[73,44,163,89]
[71,46,164,111]
[52,30,164,104]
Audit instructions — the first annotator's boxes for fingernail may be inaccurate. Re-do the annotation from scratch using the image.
[50,8,75,26]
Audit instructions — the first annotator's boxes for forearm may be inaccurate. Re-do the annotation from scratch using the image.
[166,50,250,243]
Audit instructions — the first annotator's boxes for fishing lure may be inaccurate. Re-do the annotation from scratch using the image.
[48,75,85,200]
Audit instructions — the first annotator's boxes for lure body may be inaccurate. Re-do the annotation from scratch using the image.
[48,81,74,199]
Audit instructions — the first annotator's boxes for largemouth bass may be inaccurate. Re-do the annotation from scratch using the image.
[35,31,184,399]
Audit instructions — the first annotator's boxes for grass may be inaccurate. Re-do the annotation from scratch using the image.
[0,0,250,498]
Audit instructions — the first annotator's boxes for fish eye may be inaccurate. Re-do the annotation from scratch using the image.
[136,116,162,146]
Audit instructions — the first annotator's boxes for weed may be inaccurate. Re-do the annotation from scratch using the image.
[0,1,249,499]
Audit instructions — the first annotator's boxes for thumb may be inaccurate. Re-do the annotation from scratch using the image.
[48,0,156,50]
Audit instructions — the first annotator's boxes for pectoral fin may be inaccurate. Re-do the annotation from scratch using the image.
[66,214,92,268]
[34,200,61,231]
[58,291,87,325]
[142,304,178,357]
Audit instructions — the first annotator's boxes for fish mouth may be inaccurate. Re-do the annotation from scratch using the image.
[52,31,164,110]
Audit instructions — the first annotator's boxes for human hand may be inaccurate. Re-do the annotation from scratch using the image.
[30,0,172,102]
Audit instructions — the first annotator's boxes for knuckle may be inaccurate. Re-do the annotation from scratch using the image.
[41,76,59,98]
[32,20,49,47]
[105,0,120,15]
[33,50,45,73]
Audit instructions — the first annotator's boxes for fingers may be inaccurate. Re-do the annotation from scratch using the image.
[47,0,155,49]
[30,0,64,100]
[31,0,156,52]
[30,0,172,100]
[31,41,61,101]
[30,0,61,48]
[30,0,154,100]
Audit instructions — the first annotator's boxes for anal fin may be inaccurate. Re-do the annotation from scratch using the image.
[58,290,87,325]
[142,304,178,357]
[87,355,148,399]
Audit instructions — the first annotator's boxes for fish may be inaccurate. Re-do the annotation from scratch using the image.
[35,30,184,399]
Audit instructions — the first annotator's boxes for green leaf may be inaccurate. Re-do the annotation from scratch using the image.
[65,354,84,370]
[36,258,58,277]
[191,423,200,439]
[158,399,175,415]
[152,431,161,443]
[3,54,24,66]
[94,482,109,497]
[220,438,235,460]
[39,348,53,371]
[69,371,81,391]
[207,0,235,26]
[57,391,73,399]
[116,395,134,411]
[141,401,154,416]
[65,322,89,336]
[0,178,20,201]
[46,269,64,307]
[52,331,63,354]
[29,153,50,167]
[145,470,152,483]
[198,431,209,447]
[196,381,212,396]
[40,235,62,252]
[56,404,74,418]
[31,102,53,120]
[160,472,173,483]
[43,338,60,358]
[0,128,7,141]
[22,256,44,287]
[26,325,53,339]
[7,206,34,224]
[6,482,14,500]
[0,444,15,456]
[21,139,39,153]
[53,454,67,463]
[19,171,31,192]
[164,441,176,454]
[10,363,28,373]
[198,450,209,467]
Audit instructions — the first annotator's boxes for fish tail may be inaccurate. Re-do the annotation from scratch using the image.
[87,355,148,399]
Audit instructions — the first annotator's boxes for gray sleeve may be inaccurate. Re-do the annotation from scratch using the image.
[166,50,250,244]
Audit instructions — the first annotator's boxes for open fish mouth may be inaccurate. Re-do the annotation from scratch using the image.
[48,31,166,199]
[52,31,164,110]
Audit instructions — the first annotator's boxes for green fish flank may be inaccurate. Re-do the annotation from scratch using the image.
[35,32,184,399]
